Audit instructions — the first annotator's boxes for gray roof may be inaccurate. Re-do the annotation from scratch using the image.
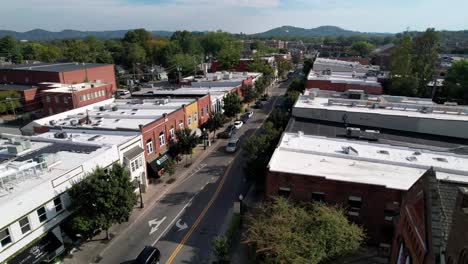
[123,146,144,161]
[0,63,112,73]
[0,84,37,91]
[15,143,100,162]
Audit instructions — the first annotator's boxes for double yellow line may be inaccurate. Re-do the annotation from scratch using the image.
[165,155,236,264]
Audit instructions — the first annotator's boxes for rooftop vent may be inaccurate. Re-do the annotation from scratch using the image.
[88,135,104,141]
[342,146,359,156]
[413,151,422,156]
[377,150,389,155]
[433,157,448,162]
[406,156,417,162]
[54,131,68,139]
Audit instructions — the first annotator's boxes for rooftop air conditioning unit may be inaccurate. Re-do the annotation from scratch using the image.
[54,131,68,139]
[49,120,57,126]
[70,120,79,126]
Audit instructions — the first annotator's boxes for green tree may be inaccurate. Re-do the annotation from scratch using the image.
[168,53,198,76]
[64,40,90,62]
[247,56,274,79]
[217,43,241,70]
[283,90,300,111]
[241,85,258,104]
[254,76,269,96]
[303,58,314,75]
[126,43,147,66]
[170,30,203,55]
[244,197,365,264]
[212,235,230,262]
[389,35,418,96]
[350,41,375,57]
[412,28,440,97]
[443,60,468,103]
[276,58,292,79]
[288,78,305,93]
[0,91,22,114]
[222,93,242,118]
[0,36,23,63]
[205,112,225,140]
[68,164,137,240]
[174,128,199,167]
[200,31,232,56]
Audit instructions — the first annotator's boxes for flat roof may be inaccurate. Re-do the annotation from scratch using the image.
[41,82,107,93]
[313,58,380,73]
[0,131,139,226]
[0,84,37,91]
[307,71,381,87]
[295,95,468,122]
[134,86,233,97]
[269,133,468,190]
[32,98,194,130]
[0,62,112,73]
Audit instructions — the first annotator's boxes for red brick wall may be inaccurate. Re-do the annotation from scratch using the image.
[390,170,435,264]
[0,70,61,84]
[60,65,116,92]
[266,171,402,245]
[196,95,211,126]
[140,108,186,163]
[305,79,383,95]
[41,84,113,115]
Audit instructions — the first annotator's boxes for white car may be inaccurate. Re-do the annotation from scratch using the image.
[116,89,130,96]
[234,121,243,129]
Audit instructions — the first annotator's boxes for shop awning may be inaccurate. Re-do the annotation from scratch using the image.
[148,154,169,174]
[7,232,63,264]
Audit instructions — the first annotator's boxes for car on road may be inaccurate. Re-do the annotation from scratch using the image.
[254,101,264,109]
[260,94,270,101]
[234,120,243,129]
[245,111,253,118]
[135,246,160,264]
[116,89,130,96]
[217,125,235,138]
[225,137,240,153]
[241,111,253,122]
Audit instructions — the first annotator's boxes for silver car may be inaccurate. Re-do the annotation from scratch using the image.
[225,138,240,153]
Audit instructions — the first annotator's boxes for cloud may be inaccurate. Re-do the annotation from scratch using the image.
[174,0,281,8]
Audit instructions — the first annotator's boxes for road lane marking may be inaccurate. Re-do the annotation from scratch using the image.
[165,88,284,264]
[176,219,188,232]
[165,156,236,264]
[152,195,196,246]
[149,217,167,235]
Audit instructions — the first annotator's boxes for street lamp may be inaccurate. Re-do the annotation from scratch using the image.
[238,194,244,226]
[134,176,144,209]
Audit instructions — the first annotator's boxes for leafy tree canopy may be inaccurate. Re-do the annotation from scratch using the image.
[244,197,365,264]
[222,92,242,118]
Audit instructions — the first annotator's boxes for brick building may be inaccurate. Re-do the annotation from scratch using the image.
[305,70,383,95]
[0,63,116,114]
[445,188,468,264]
[40,82,114,115]
[266,132,468,248]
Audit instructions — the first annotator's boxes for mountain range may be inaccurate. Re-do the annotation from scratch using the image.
[251,25,392,38]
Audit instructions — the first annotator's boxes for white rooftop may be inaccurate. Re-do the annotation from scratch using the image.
[0,132,139,227]
[307,70,381,87]
[313,58,380,73]
[135,86,235,96]
[269,133,468,190]
[295,95,468,121]
[28,98,194,131]
[41,82,107,93]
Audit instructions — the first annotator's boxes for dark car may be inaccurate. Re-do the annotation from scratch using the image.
[260,94,270,101]
[253,101,264,109]
[135,246,160,264]
[241,111,253,122]
[217,125,236,138]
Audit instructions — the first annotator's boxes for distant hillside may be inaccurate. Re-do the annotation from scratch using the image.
[252,25,392,38]
[0,29,174,40]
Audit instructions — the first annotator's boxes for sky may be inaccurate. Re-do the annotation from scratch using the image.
[1,0,467,34]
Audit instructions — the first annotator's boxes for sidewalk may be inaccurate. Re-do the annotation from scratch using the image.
[63,137,225,264]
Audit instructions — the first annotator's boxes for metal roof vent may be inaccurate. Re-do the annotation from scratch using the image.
[342,146,359,156]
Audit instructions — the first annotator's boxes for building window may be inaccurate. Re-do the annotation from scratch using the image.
[348,196,362,216]
[46,96,50,103]
[188,115,192,126]
[79,95,84,102]
[55,96,59,103]
[37,206,47,223]
[159,132,166,147]
[19,217,31,234]
[201,107,204,117]
[25,77,29,83]
[278,187,291,198]
[179,121,184,130]
[206,105,209,115]
[146,140,154,154]
[0,228,12,247]
[54,197,63,212]
[86,94,91,100]
[311,192,325,202]
[194,112,198,122]
[131,159,140,172]
[64,97,68,104]
[169,127,175,140]
[138,157,143,166]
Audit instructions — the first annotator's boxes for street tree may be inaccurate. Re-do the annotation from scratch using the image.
[247,56,274,79]
[212,235,230,262]
[0,36,23,63]
[276,58,292,79]
[217,43,241,70]
[241,85,258,104]
[205,112,225,140]
[389,35,418,96]
[174,128,199,167]
[222,93,242,118]
[200,31,232,56]
[302,58,314,75]
[244,197,365,264]
[254,76,269,96]
[443,60,468,103]
[68,164,137,240]
[0,91,22,115]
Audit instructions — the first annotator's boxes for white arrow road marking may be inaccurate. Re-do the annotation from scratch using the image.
[148,216,167,235]
[176,219,188,232]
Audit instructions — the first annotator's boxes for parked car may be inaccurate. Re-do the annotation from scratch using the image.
[260,94,270,101]
[234,120,243,129]
[225,137,240,153]
[245,111,253,118]
[135,246,160,264]
[116,89,130,96]
[217,125,235,138]
[254,101,264,109]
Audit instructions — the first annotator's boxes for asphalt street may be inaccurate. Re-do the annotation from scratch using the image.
[98,81,288,264]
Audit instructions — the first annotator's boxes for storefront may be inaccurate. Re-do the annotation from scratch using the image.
[147,154,169,179]
[7,231,63,264]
